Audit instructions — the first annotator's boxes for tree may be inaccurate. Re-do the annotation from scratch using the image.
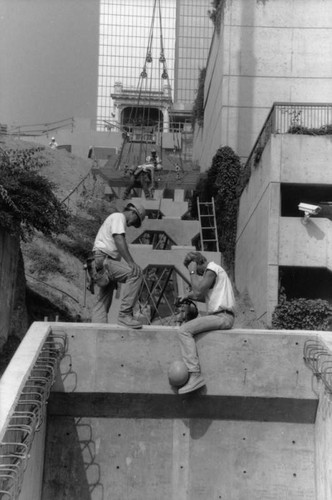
[0,146,69,239]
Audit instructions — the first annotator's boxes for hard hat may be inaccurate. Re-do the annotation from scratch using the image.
[126,201,146,228]
[51,137,55,141]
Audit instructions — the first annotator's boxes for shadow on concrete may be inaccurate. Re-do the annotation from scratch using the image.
[42,363,104,499]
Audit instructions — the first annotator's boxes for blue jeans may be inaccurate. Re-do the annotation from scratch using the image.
[178,312,234,372]
[92,257,143,323]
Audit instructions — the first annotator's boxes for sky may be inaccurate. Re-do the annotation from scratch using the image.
[0,0,100,127]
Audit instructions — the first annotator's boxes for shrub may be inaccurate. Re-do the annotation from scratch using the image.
[0,147,69,239]
[207,0,226,34]
[26,247,66,278]
[272,297,332,331]
[288,124,332,136]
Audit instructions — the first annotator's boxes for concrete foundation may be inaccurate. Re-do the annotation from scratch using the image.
[3,322,332,499]
[40,323,318,500]
[42,416,315,500]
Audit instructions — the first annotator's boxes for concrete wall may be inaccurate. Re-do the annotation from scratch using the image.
[278,135,332,184]
[0,230,20,347]
[236,134,332,325]
[6,321,332,499]
[315,383,332,500]
[41,323,319,500]
[0,323,51,500]
[235,141,279,325]
[279,218,332,271]
[18,416,47,500]
[50,324,316,399]
[312,332,332,499]
[43,416,315,500]
[193,0,332,171]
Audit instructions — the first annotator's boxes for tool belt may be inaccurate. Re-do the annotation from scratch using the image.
[84,251,117,294]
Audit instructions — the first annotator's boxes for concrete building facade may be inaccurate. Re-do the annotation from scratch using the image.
[97,0,213,126]
[193,0,332,171]
[190,0,332,325]
[236,104,332,325]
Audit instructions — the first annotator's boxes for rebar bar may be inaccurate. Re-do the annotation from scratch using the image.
[0,331,66,498]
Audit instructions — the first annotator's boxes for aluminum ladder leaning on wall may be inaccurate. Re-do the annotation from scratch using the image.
[197,197,220,252]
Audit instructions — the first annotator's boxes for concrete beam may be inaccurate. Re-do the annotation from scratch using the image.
[48,392,317,424]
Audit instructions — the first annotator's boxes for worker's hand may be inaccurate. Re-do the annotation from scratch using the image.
[129,262,142,278]
[188,261,197,274]
[175,296,185,307]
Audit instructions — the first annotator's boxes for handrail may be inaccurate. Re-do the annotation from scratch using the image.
[244,102,332,176]
[244,104,276,172]
[5,118,75,137]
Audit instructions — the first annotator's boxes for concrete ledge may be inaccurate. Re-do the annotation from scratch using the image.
[51,323,320,399]
[0,322,51,439]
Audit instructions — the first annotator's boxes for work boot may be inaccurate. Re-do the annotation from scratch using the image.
[178,372,205,394]
[117,315,143,329]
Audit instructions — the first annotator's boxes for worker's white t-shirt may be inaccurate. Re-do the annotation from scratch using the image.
[93,212,126,260]
[205,261,235,314]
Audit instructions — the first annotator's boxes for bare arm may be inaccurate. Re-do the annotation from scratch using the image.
[182,260,216,302]
[186,269,216,302]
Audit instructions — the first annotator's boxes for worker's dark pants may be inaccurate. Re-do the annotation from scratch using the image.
[123,173,151,199]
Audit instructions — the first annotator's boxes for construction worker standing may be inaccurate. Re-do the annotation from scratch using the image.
[91,201,146,329]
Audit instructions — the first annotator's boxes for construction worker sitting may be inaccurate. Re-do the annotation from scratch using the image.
[146,149,161,167]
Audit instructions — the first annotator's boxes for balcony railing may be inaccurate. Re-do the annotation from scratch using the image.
[244,102,332,175]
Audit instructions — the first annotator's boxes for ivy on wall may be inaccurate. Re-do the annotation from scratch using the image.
[207,0,227,34]
[0,147,69,240]
[191,146,242,277]
[192,67,206,128]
